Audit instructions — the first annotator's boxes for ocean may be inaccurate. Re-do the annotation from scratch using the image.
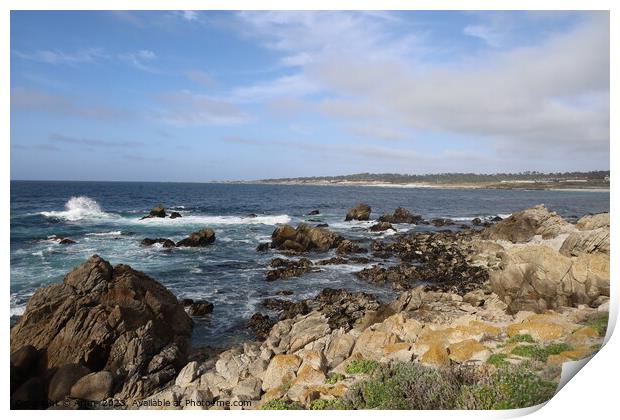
[10,180,610,346]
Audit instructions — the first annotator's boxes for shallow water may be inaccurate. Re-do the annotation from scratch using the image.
[10,181,610,346]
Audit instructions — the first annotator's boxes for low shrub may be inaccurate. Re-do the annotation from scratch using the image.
[325,373,346,384]
[457,367,557,409]
[587,313,609,336]
[487,353,509,367]
[310,398,348,410]
[345,359,379,375]
[511,343,573,362]
[507,334,535,344]
[344,362,558,410]
[261,399,303,410]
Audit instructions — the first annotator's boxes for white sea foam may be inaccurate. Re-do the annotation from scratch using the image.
[10,304,26,317]
[41,196,114,221]
[133,214,291,226]
[86,231,123,237]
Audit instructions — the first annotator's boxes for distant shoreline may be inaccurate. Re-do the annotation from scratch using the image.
[243,180,610,192]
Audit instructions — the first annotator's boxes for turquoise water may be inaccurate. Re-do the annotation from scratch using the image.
[10,181,609,346]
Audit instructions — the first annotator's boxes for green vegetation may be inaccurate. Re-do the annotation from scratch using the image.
[325,373,346,384]
[587,313,609,336]
[343,362,557,410]
[345,359,379,375]
[259,170,610,187]
[458,368,557,409]
[487,353,510,367]
[261,399,303,410]
[511,343,573,362]
[310,399,348,410]
[507,334,535,344]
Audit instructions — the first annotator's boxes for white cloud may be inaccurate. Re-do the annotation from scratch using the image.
[14,48,107,65]
[118,50,158,72]
[155,90,250,126]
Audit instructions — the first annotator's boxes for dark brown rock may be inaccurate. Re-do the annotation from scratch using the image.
[431,218,455,227]
[265,258,315,281]
[247,313,275,340]
[256,242,270,252]
[141,238,176,248]
[10,255,193,402]
[271,223,342,252]
[345,203,371,221]
[370,221,396,232]
[307,210,320,216]
[176,229,216,247]
[70,371,114,401]
[59,238,77,245]
[169,211,182,219]
[140,205,167,220]
[378,207,423,224]
[186,300,214,316]
[336,240,368,255]
[48,363,91,402]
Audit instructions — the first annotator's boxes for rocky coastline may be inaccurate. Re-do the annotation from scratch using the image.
[10,204,610,410]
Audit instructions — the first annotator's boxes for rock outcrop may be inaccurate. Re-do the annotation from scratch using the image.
[482,204,575,243]
[177,229,216,247]
[142,238,176,248]
[271,224,342,252]
[370,222,395,232]
[140,205,167,220]
[489,245,609,313]
[345,203,371,221]
[378,207,423,224]
[10,255,193,406]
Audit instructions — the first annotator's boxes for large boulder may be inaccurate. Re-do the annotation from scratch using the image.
[270,224,342,252]
[10,255,193,403]
[576,213,609,231]
[345,203,371,221]
[176,229,216,247]
[482,204,575,243]
[489,245,609,313]
[559,228,609,257]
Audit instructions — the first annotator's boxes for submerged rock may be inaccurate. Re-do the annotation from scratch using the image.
[184,300,214,316]
[345,203,371,221]
[370,221,396,232]
[307,210,320,216]
[169,211,182,219]
[10,255,193,403]
[177,228,216,247]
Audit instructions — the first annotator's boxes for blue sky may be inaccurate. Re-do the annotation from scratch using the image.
[10,11,609,181]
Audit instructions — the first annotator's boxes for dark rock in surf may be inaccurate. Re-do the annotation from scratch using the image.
[345,203,371,221]
[471,217,482,226]
[315,223,329,228]
[271,223,342,252]
[185,300,214,317]
[370,221,396,232]
[431,218,455,227]
[256,242,271,252]
[247,313,275,340]
[378,207,423,224]
[307,210,320,216]
[491,216,503,222]
[169,211,182,219]
[246,213,258,218]
[59,238,76,245]
[265,258,315,281]
[336,240,368,255]
[140,205,167,220]
[141,238,176,248]
[176,229,216,247]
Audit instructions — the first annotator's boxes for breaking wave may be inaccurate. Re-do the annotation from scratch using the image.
[40,196,114,221]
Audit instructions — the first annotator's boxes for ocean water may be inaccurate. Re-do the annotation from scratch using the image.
[10,181,610,346]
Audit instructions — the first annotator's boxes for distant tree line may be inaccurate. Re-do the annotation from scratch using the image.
[259,171,610,184]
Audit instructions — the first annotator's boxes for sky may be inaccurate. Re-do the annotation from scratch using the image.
[10,10,610,182]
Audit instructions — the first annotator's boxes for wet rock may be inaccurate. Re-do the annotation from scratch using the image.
[186,300,214,316]
[491,215,503,222]
[248,314,276,340]
[316,256,349,265]
[471,217,482,226]
[141,238,176,248]
[431,218,455,227]
[59,238,77,245]
[307,210,320,216]
[176,228,216,247]
[271,223,342,252]
[315,223,329,228]
[370,221,396,232]
[247,213,258,218]
[141,205,167,220]
[256,242,270,252]
[10,255,193,402]
[265,258,315,281]
[379,207,423,224]
[276,290,294,296]
[169,211,182,219]
[345,203,371,221]
[336,239,367,255]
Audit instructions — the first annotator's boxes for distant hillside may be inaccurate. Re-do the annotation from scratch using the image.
[257,171,610,189]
